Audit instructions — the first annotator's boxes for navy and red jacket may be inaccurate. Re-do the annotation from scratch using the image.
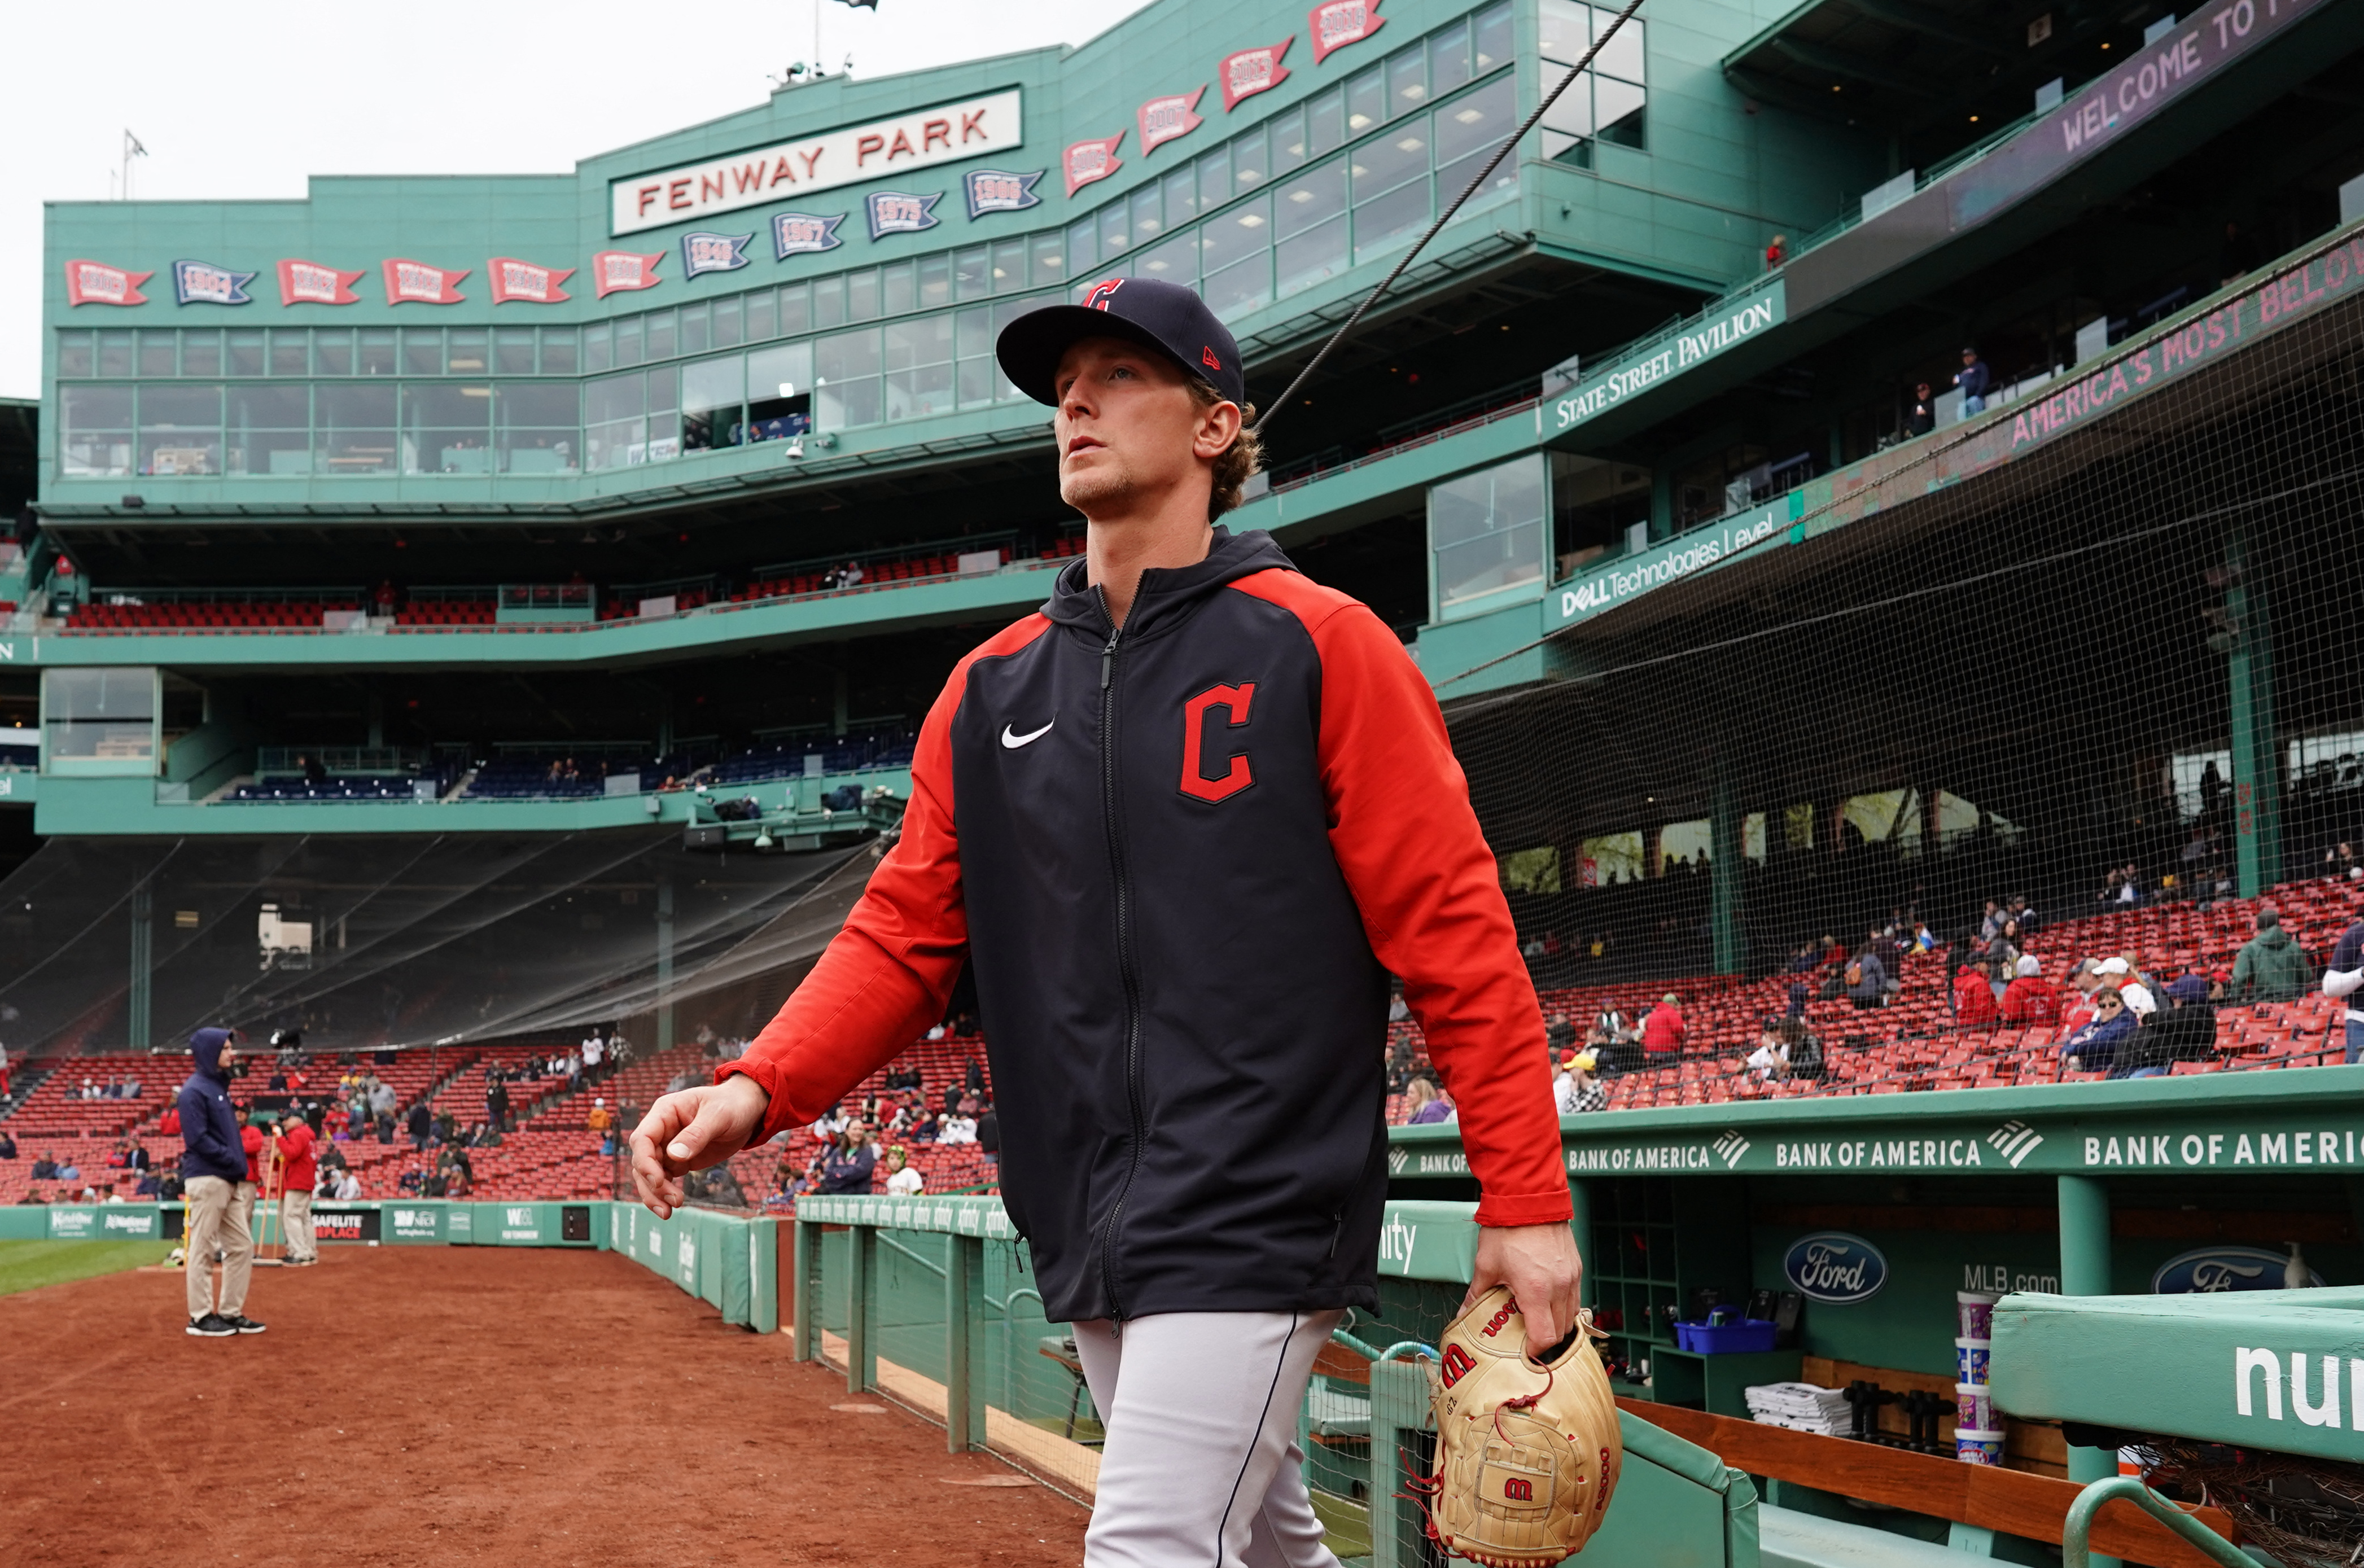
[725,527,1569,1323]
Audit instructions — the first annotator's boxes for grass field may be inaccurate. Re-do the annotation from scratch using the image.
[0,1238,160,1297]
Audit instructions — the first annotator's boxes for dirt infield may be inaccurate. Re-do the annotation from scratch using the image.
[0,1246,1089,1567]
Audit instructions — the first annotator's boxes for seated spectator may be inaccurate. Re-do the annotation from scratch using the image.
[1555,1052,1608,1114]
[2061,988,2136,1073]
[30,1151,58,1179]
[2324,841,2360,881]
[2114,984,2170,1078]
[1847,947,1888,1010]
[586,1097,614,1135]
[2230,906,2314,1000]
[883,1145,924,1197]
[940,1113,978,1144]
[56,1159,81,1182]
[1746,1028,1792,1083]
[2000,956,2060,1026]
[1953,960,1999,1028]
[331,1169,362,1201]
[816,1124,878,1194]
[1403,1076,1455,1124]
[0,1131,15,1160]
[1641,995,1687,1058]
[134,1171,161,1197]
[1779,1018,1824,1081]
[2154,974,2219,1063]
[977,1104,999,1163]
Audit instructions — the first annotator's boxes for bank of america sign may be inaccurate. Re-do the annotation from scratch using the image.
[609,90,1023,237]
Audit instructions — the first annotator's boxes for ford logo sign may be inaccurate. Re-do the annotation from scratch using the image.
[2151,1245,2324,1294]
[1782,1231,1888,1304]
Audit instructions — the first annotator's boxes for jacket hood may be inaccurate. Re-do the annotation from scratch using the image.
[2252,925,2294,951]
[1041,525,1295,641]
[190,1027,234,1080]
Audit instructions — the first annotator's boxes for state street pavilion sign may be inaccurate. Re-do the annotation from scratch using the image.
[610,90,1023,238]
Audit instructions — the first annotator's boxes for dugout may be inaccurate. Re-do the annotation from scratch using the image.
[1386,1068,2362,1563]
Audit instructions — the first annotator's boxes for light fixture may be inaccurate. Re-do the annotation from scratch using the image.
[784,439,805,459]
[753,829,776,851]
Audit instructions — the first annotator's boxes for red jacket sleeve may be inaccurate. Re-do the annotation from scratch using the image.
[721,616,1049,1143]
[1234,573,1571,1228]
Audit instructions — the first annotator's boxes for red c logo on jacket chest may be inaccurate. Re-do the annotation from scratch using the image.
[1180,682,1255,803]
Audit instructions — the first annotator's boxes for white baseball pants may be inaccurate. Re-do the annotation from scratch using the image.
[1071,1309,1347,1568]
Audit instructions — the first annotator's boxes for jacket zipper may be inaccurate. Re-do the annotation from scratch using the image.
[1095,593,1147,1329]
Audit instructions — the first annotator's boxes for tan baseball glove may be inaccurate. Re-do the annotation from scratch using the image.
[1416,1285,1623,1566]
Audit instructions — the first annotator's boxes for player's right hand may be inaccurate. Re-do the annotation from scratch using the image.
[630,1074,771,1218]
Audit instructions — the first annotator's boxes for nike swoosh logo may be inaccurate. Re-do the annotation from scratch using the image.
[1000,719,1054,750]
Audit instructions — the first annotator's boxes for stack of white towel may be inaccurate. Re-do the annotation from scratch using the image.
[1744,1382,1851,1435]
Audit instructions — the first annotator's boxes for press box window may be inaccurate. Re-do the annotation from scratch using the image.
[1430,454,1548,619]
[1539,0,1647,164]
[42,667,159,773]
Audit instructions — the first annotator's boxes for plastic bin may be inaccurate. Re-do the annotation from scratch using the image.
[1675,1313,1779,1354]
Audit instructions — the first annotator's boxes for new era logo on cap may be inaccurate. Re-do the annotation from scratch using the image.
[995,277,1246,408]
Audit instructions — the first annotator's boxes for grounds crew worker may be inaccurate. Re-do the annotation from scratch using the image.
[274,1111,320,1265]
[178,1027,265,1337]
[634,279,1576,1566]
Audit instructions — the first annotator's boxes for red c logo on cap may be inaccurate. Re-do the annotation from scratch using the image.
[1082,279,1124,310]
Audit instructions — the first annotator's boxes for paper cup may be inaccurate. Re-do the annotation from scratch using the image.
[1955,1337,1991,1385]
[1956,1428,2006,1465]
[1956,1290,1999,1339]
[1954,1383,1994,1430]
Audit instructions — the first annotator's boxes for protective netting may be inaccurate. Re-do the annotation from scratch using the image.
[1426,244,2364,1103]
[0,828,873,1057]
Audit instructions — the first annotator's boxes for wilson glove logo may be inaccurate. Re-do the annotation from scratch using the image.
[1180,682,1255,803]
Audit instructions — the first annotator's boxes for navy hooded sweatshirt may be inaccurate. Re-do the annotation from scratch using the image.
[178,1028,247,1184]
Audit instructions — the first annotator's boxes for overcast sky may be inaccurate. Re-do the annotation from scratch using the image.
[0,0,1157,400]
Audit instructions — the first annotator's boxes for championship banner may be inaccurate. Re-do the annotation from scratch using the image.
[382,258,470,305]
[172,259,255,306]
[962,169,1043,220]
[772,212,846,259]
[277,259,364,306]
[487,257,574,304]
[1219,36,1293,111]
[1062,132,1126,198]
[1308,0,1385,64]
[1137,87,1207,156]
[64,260,152,308]
[592,250,665,298]
[681,231,752,278]
[864,191,942,240]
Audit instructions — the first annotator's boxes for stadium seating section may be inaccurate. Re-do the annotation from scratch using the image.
[68,599,362,632]
[708,727,916,786]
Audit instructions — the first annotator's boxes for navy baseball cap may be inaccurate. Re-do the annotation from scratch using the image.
[996,277,1245,408]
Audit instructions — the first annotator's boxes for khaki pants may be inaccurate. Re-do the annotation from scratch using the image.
[283,1188,316,1261]
[183,1175,253,1320]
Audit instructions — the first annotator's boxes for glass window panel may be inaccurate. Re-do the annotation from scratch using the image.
[846,269,881,322]
[991,239,1027,294]
[958,356,996,408]
[1431,454,1546,610]
[139,384,223,475]
[955,305,994,361]
[227,331,265,378]
[270,330,309,376]
[494,329,536,375]
[1136,230,1198,288]
[1540,74,1596,146]
[681,354,745,451]
[1474,2,1512,72]
[646,364,681,459]
[1596,76,1646,147]
[359,330,397,377]
[98,331,134,377]
[1348,68,1385,134]
[1355,178,1431,260]
[1355,122,1430,197]
[402,329,443,375]
[317,383,399,473]
[445,329,488,373]
[1029,231,1066,287]
[60,386,134,477]
[42,669,154,763]
[1277,215,1348,295]
[1539,0,1589,64]
[1271,108,1308,175]
[816,327,882,429]
[778,282,812,335]
[918,253,953,309]
[1066,216,1100,277]
[1390,45,1429,115]
[643,309,676,360]
[954,246,991,300]
[647,363,678,413]
[313,330,353,376]
[991,299,1034,401]
[56,332,95,378]
[1273,159,1347,239]
[1593,12,1644,82]
[497,382,578,472]
[812,275,846,329]
[1131,185,1163,244]
[744,290,776,342]
[1437,73,1518,166]
[1099,199,1131,257]
[1233,125,1269,189]
[679,303,710,356]
[1200,190,1272,277]
[881,261,917,316]
[1196,147,1232,209]
[1163,167,1198,227]
[585,370,645,470]
[885,314,955,421]
[712,296,743,348]
[616,315,645,366]
[1431,23,1473,91]
[883,314,952,372]
[746,340,813,441]
[583,323,612,374]
[139,330,178,376]
[181,331,223,378]
[1309,87,1347,156]
[229,385,312,476]
[1205,251,1272,319]
[402,383,493,474]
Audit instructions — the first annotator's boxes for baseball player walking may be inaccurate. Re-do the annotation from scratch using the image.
[634,279,1577,1565]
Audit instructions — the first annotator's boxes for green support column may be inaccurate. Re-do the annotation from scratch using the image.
[655,876,676,1052]
[127,875,152,1051]
[1649,467,1675,544]
[2057,1175,2121,1568]
[791,1218,821,1361]
[846,1224,876,1394]
[1569,1178,1593,1312]
[944,1234,987,1453]
[2225,528,2280,897]
[1710,761,1744,976]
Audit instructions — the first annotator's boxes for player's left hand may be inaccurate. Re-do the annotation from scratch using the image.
[1462,1221,1584,1357]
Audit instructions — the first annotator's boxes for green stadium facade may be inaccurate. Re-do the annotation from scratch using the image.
[8,0,2364,1053]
